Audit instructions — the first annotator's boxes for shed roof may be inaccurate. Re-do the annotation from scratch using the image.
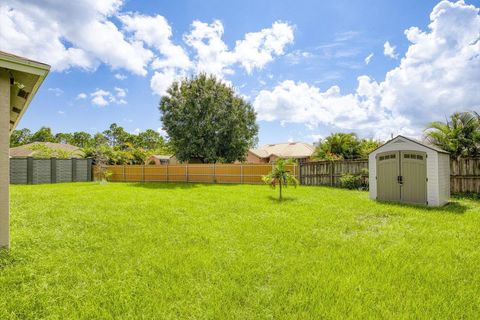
[0,51,50,132]
[370,135,449,154]
[250,142,315,159]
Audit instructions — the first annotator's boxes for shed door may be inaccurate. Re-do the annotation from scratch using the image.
[400,151,427,204]
[376,152,400,202]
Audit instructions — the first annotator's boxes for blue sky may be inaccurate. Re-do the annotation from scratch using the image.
[1,0,479,145]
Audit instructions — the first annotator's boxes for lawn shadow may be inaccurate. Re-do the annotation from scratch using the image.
[267,195,297,203]
[376,199,469,214]
[0,250,22,271]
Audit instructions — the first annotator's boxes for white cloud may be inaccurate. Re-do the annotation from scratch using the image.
[114,87,127,98]
[76,93,87,99]
[119,13,191,71]
[48,88,64,96]
[91,89,112,107]
[183,20,294,78]
[233,21,295,73]
[383,41,398,59]
[90,87,127,106]
[150,69,180,96]
[254,0,480,139]
[58,110,65,115]
[0,0,153,74]
[115,73,127,80]
[364,53,374,65]
[1,2,294,97]
[184,20,236,76]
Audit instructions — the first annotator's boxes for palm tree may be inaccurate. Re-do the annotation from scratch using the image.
[425,111,480,158]
[262,159,299,201]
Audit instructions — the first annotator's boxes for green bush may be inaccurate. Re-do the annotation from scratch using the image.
[339,169,369,190]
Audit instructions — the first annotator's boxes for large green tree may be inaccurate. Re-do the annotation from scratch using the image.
[425,111,480,158]
[71,131,93,148]
[159,74,258,163]
[103,123,131,148]
[10,128,32,147]
[31,127,56,143]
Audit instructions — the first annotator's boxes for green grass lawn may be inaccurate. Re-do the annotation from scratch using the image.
[1,183,479,319]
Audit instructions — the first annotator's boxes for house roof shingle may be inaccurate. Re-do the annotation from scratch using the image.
[250,142,315,159]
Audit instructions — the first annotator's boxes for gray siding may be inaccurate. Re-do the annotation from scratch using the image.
[10,158,28,184]
[75,159,88,182]
[32,159,51,184]
[56,159,72,182]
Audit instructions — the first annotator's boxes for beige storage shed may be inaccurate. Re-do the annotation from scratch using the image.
[369,135,450,207]
[0,51,50,249]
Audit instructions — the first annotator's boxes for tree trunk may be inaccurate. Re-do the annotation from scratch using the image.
[279,180,283,201]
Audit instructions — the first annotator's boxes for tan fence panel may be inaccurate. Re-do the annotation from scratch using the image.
[108,166,125,182]
[166,165,187,182]
[144,165,167,182]
[99,163,300,185]
[215,164,242,184]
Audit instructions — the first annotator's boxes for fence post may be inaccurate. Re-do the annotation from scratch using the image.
[142,164,145,182]
[123,165,126,182]
[50,157,57,184]
[166,164,169,183]
[213,163,216,183]
[27,157,33,185]
[330,161,334,186]
[241,163,243,184]
[71,158,77,182]
[186,164,189,183]
[87,158,93,181]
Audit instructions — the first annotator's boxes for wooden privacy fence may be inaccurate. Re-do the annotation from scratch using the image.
[450,158,480,194]
[10,157,93,184]
[300,160,368,187]
[101,163,298,185]
[300,158,480,194]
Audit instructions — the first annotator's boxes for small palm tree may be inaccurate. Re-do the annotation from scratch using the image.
[262,159,299,201]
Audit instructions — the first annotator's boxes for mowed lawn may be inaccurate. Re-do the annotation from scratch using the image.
[1,183,480,319]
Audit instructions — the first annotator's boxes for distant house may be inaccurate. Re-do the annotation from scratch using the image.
[146,155,178,165]
[247,142,315,163]
[9,142,83,158]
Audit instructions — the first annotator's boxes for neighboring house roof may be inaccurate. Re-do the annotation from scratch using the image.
[0,51,50,132]
[369,135,449,154]
[250,142,315,159]
[149,155,174,160]
[9,142,83,158]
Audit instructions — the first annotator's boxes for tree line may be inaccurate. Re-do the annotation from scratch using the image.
[10,123,173,164]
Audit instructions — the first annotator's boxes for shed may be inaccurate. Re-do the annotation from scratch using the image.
[369,135,450,207]
[0,51,50,249]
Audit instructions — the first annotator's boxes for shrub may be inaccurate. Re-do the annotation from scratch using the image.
[339,168,369,190]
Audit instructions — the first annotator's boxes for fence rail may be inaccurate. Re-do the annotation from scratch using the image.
[300,158,480,194]
[101,163,298,185]
[10,157,92,184]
